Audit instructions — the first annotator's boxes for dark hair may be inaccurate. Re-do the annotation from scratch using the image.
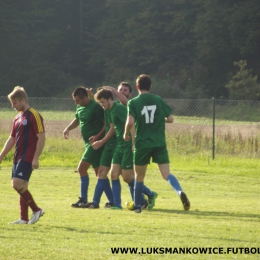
[94,88,114,101]
[72,86,88,99]
[136,74,151,91]
[118,82,132,93]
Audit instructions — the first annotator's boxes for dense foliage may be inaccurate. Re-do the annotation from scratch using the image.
[0,0,260,99]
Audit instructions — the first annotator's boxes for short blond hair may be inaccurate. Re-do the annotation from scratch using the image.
[8,86,28,102]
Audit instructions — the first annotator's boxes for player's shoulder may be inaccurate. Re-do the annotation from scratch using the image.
[150,93,163,100]
[114,101,125,109]
[28,107,42,117]
[92,99,103,110]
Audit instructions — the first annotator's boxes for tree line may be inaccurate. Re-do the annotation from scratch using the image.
[0,0,260,99]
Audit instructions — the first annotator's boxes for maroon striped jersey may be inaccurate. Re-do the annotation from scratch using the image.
[11,107,45,163]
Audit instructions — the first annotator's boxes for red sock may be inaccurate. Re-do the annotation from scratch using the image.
[20,196,29,221]
[20,189,40,212]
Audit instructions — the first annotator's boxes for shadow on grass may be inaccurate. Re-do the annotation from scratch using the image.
[150,208,260,221]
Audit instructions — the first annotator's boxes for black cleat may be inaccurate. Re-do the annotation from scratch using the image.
[134,206,142,214]
[104,202,115,208]
[141,199,148,209]
[86,202,100,209]
[180,192,190,210]
[71,197,88,208]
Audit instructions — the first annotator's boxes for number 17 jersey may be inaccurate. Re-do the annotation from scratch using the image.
[127,93,172,149]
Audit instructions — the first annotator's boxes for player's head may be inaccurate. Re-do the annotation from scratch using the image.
[136,74,152,91]
[94,88,114,110]
[8,86,28,102]
[118,82,132,99]
[72,86,89,106]
[8,86,28,111]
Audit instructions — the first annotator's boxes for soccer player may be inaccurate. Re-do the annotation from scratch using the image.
[85,106,116,208]
[94,89,157,210]
[0,86,45,224]
[105,82,132,106]
[63,87,114,208]
[124,74,190,213]
[85,84,132,209]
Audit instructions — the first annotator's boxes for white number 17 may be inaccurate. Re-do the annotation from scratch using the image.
[141,105,156,123]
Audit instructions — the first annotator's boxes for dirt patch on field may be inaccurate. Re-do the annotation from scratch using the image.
[166,123,260,138]
[1,119,260,139]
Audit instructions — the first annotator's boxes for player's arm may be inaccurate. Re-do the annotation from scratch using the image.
[63,118,79,139]
[32,132,46,169]
[0,136,15,163]
[165,114,174,123]
[123,114,134,141]
[130,123,135,150]
[103,86,128,106]
[91,123,115,150]
[86,88,94,99]
[89,123,106,145]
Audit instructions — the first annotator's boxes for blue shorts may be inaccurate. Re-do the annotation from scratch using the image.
[12,160,33,182]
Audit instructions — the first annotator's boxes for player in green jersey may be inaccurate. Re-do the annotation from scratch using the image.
[86,85,153,209]
[124,74,190,213]
[63,87,113,208]
[104,82,132,106]
[85,108,116,208]
[94,88,156,209]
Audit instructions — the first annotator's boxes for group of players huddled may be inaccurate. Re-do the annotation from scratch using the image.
[0,74,190,224]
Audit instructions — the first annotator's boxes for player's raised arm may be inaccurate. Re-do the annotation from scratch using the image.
[103,86,129,106]
[86,88,94,99]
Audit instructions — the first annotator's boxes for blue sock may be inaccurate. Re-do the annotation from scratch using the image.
[104,178,114,203]
[80,175,89,203]
[143,184,153,198]
[128,179,135,200]
[134,181,144,208]
[93,179,105,205]
[129,179,147,205]
[167,174,182,195]
[112,179,121,208]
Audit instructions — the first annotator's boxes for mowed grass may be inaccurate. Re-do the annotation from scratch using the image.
[0,163,259,260]
[0,110,260,259]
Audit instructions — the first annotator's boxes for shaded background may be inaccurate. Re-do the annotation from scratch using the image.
[0,0,260,99]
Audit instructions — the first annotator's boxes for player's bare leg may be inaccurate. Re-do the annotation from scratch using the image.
[158,164,190,210]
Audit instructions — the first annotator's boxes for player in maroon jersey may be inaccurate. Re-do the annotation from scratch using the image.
[0,86,45,224]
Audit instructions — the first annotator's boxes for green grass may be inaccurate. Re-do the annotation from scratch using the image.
[0,110,260,259]
[0,163,259,260]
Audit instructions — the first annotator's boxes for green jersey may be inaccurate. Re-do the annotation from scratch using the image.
[109,101,131,148]
[104,108,116,148]
[127,93,172,148]
[75,99,104,143]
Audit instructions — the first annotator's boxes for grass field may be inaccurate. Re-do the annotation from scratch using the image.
[0,110,260,259]
[0,162,259,259]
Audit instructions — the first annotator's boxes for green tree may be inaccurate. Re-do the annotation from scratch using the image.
[0,0,83,96]
[226,60,260,100]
